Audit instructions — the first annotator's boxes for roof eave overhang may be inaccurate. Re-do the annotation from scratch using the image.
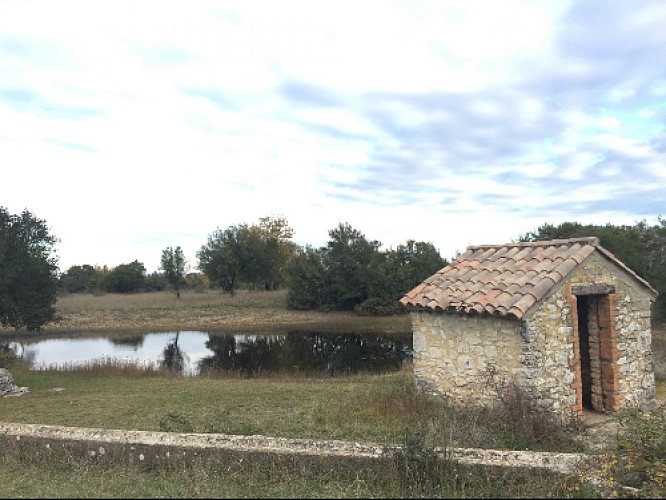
[403,304,522,321]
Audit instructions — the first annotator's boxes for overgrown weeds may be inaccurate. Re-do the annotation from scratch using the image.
[369,368,584,453]
[34,357,170,377]
[576,403,666,498]
[0,433,583,498]
[159,412,195,433]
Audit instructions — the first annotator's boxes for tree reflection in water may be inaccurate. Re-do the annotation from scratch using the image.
[161,332,188,373]
[198,332,410,377]
[0,330,411,377]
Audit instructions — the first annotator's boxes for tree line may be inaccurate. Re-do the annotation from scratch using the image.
[57,217,446,316]
[3,205,666,331]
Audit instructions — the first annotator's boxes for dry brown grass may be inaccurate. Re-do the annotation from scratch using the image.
[0,289,411,334]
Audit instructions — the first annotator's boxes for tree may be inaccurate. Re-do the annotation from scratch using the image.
[255,216,299,290]
[357,240,447,315]
[284,223,446,314]
[285,246,326,309]
[160,246,187,298]
[197,217,298,294]
[144,271,168,292]
[104,260,146,293]
[284,223,380,311]
[322,223,380,310]
[197,225,246,294]
[59,264,104,293]
[0,207,59,330]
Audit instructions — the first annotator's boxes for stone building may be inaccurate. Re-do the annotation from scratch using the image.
[400,237,657,419]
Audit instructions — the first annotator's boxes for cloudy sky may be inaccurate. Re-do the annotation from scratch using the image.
[1,0,665,274]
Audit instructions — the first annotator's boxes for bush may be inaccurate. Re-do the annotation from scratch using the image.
[0,345,19,369]
[159,412,194,433]
[392,428,447,493]
[104,261,146,293]
[354,297,407,316]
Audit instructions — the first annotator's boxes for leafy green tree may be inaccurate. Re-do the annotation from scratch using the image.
[198,217,297,294]
[59,264,104,293]
[197,225,246,293]
[635,218,666,317]
[357,240,447,315]
[104,260,146,293]
[239,227,279,291]
[160,246,187,298]
[0,207,59,330]
[285,246,326,309]
[255,216,299,290]
[285,223,446,314]
[323,223,381,310]
[144,271,168,292]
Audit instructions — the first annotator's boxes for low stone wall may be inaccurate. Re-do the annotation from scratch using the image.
[0,422,587,475]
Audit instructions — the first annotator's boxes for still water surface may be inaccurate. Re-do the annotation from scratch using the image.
[4,331,412,377]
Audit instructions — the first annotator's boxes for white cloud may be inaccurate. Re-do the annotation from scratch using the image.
[0,0,664,274]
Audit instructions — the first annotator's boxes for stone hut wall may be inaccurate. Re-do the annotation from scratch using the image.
[523,251,655,417]
[411,251,655,419]
[410,312,523,405]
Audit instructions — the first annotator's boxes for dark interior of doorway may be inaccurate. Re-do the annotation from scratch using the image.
[577,295,593,409]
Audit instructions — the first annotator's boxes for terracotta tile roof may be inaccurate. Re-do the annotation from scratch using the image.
[400,237,657,319]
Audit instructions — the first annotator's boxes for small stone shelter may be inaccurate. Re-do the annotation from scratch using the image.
[400,237,657,419]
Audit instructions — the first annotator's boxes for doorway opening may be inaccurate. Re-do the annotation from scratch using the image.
[576,293,617,413]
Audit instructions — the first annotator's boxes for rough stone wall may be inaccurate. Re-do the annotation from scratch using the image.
[517,300,577,416]
[525,251,655,417]
[572,254,656,411]
[410,312,523,405]
[0,368,25,397]
[0,368,14,395]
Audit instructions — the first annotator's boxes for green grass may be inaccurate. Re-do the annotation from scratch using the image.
[0,359,597,497]
[0,360,585,454]
[0,438,590,498]
[0,362,397,442]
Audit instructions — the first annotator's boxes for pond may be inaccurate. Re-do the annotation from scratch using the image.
[2,330,412,377]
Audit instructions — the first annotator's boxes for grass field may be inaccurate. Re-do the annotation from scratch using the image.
[0,360,589,453]
[11,289,411,333]
[0,360,595,498]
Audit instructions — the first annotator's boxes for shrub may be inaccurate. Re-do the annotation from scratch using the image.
[354,297,407,316]
[159,412,194,433]
[392,428,447,493]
